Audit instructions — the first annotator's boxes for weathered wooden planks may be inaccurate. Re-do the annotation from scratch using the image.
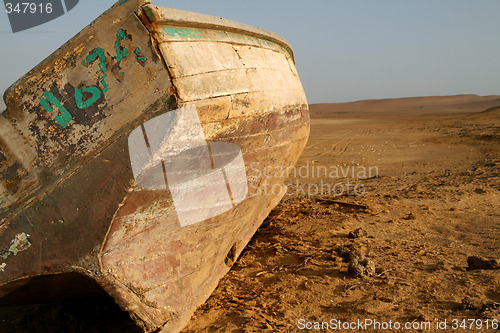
[96,5,309,332]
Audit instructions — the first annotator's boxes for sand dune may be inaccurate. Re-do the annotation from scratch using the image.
[470,105,500,121]
[311,94,500,117]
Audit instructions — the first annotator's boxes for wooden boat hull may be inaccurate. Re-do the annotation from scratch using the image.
[0,1,309,331]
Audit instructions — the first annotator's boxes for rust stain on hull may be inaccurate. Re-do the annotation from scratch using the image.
[0,1,310,332]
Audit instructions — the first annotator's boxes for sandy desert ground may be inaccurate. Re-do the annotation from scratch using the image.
[1,94,499,332]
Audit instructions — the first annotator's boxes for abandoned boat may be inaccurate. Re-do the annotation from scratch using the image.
[0,0,309,331]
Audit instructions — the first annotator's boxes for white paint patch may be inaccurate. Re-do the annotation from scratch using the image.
[0,263,5,272]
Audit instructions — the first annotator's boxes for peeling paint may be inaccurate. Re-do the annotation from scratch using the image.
[1,232,31,263]
[39,91,73,127]
[82,47,109,93]
[134,48,147,64]
[163,27,204,39]
[115,28,131,62]
[75,85,102,109]
[143,6,155,22]
[8,232,31,255]
[0,263,5,272]
[159,26,291,58]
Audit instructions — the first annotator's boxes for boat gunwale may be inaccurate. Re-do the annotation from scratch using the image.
[141,5,295,61]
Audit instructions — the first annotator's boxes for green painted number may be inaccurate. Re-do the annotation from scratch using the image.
[134,47,147,63]
[39,28,149,127]
[75,85,102,109]
[82,47,109,93]
[39,92,72,127]
[115,28,130,62]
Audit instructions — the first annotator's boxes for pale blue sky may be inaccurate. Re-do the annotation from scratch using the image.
[1,0,499,111]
